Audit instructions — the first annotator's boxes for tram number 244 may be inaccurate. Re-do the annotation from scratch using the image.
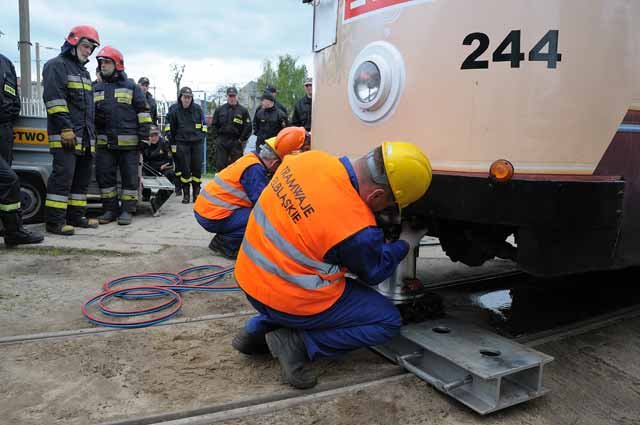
[461,30,562,70]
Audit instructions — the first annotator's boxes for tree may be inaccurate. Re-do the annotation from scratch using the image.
[169,64,186,98]
[256,55,308,114]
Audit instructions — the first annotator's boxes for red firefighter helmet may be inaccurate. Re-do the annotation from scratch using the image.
[96,46,125,71]
[66,25,100,47]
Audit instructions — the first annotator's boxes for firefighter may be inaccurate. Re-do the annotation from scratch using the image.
[291,78,312,131]
[194,127,310,259]
[42,25,100,235]
[265,85,288,117]
[0,53,44,247]
[142,125,175,214]
[212,86,252,171]
[167,87,206,203]
[232,142,432,389]
[94,46,151,225]
[138,77,158,125]
[163,107,181,196]
[253,91,288,151]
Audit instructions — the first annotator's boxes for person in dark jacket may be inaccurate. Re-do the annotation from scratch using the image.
[168,86,207,203]
[93,46,151,225]
[0,53,44,247]
[142,125,174,214]
[138,77,158,125]
[253,91,288,151]
[291,78,312,131]
[212,86,252,171]
[265,85,288,117]
[43,25,101,235]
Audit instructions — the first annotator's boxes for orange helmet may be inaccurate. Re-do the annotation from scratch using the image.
[265,127,310,159]
[96,46,125,71]
[66,25,100,47]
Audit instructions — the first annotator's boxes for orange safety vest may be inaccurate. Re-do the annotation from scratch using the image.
[235,151,377,315]
[193,153,262,220]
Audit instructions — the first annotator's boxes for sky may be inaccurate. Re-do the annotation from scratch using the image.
[0,0,314,103]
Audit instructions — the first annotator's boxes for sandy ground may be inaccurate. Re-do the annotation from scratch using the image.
[2,196,637,424]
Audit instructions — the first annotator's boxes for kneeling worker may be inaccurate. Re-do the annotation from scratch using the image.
[232,141,432,389]
[193,127,310,259]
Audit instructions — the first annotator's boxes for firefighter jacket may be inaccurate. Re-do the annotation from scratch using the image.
[167,99,207,145]
[145,91,158,125]
[212,103,252,141]
[94,71,151,151]
[235,150,381,316]
[42,45,96,155]
[0,53,20,124]
[291,95,312,131]
[253,105,288,148]
[194,152,264,221]
[142,137,173,173]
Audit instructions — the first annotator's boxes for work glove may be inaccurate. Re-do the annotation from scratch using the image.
[60,129,76,151]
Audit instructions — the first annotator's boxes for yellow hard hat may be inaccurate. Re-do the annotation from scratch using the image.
[381,141,432,209]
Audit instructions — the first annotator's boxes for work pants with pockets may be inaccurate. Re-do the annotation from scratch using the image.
[96,148,139,213]
[0,122,20,213]
[45,148,93,225]
[243,278,402,359]
[176,141,203,190]
[215,135,243,172]
[194,207,251,252]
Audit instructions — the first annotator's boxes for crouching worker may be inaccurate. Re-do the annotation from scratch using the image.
[142,125,175,214]
[232,142,432,389]
[193,127,310,259]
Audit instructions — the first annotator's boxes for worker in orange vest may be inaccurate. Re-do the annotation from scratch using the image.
[193,127,310,259]
[232,141,432,389]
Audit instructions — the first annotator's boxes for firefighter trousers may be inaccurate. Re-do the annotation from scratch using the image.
[215,136,243,172]
[45,149,93,225]
[175,141,203,190]
[243,278,402,359]
[96,149,139,213]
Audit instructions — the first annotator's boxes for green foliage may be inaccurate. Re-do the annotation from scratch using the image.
[256,55,308,113]
[169,64,186,98]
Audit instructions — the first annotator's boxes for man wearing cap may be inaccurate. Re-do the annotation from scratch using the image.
[211,87,252,171]
[138,77,158,125]
[167,86,207,203]
[291,78,312,131]
[194,127,310,259]
[43,25,101,236]
[265,85,288,117]
[253,91,288,151]
[232,142,432,390]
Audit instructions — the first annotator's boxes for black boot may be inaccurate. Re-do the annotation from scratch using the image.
[265,328,317,389]
[98,210,118,224]
[192,183,200,203]
[2,212,44,247]
[68,216,98,228]
[45,223,75,236]
[118,210,132,225]
[182,184,191,204]
[232,328,270,355]
[208,235,238,259]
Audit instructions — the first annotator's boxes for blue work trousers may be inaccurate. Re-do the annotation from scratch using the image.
[243,278,402,359]
[194,207,251,251]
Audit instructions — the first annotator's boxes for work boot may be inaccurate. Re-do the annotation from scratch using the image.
[46,223,75,236]
[182,184,191,204]
[208,235,238,260]
[175,184,182,196]
[98,210,118,224]
[232,328,270,355]
[265,328,317,389]
[2,213,44,247]
[117,210,132,225]
[192,183,200,203]
[68,216,98,228]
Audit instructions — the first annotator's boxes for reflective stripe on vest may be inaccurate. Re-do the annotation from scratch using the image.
[193,153,261,221]
[235,151,377,315]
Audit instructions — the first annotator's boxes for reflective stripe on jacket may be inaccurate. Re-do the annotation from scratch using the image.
[194,152,261,220]
[235,151,377,315]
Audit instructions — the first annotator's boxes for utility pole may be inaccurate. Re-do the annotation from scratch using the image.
[18,0,32,98]
[34,43,56,99]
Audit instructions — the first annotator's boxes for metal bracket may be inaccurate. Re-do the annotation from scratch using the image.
[375,317,553,414]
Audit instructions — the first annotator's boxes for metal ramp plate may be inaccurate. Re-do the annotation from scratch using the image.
[141,176,174,191]
[375,318,553,415]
